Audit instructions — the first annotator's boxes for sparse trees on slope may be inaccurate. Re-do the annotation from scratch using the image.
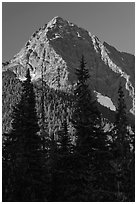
[2,69,47,202]
[40,49,50,151]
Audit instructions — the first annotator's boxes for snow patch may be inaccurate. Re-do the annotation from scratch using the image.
[18,76,26,81]
[95,91,116,111]
[77,32,81,37]
[91,35,135,115]
[91,35,99,53]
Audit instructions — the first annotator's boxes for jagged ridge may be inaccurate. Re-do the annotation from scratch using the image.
[2,16,135,117]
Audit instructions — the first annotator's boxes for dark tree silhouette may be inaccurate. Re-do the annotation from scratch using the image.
[111,83,135,201]
[71,56,114,201]
[2,69,47,202]
[54,109,75,201]
[2,56,134,202]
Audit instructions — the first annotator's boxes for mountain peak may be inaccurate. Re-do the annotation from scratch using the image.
[2,17,135,117]
[46,16,69,29]
[47,16,61,27]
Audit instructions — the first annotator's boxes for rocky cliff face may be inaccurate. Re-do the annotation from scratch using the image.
[2,16,135,118]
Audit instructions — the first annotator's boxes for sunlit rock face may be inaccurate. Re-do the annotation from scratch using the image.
[2,16,135,116]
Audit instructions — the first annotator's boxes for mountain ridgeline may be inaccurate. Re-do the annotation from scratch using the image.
[2,17,135,202]
[2,16,135,128]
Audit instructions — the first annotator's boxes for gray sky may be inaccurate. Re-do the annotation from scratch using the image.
[2,2,135,62]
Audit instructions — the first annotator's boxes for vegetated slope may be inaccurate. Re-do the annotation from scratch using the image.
[3,70,133,134]
[2,71,74,134]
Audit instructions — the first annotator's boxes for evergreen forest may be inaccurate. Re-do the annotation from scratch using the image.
[2,56,135,202]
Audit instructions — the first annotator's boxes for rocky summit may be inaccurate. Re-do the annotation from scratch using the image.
[2,16,135,120]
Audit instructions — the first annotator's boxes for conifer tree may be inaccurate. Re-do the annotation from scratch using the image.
[112,83,130,162]
[59,108,73,153]
[72,55,109,159]
[70,56,95,201]
[3,68,47,201]
[111,83,134,201]
[71,56,113,201]
[72,56,94,155]
[48,130,59,201]
[113,83,130,152]
[54,108,75,201]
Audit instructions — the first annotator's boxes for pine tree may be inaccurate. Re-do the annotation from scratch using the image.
[2,69,47,201]
[72,56,95,156]
[71,56,95,201]
[59,108,73,153]
[112,83,130,163]
[54,108,75,201]
[71,56,113,201]
[111,83,134,201]
[114,83,130,153]
[48,130,59,202]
